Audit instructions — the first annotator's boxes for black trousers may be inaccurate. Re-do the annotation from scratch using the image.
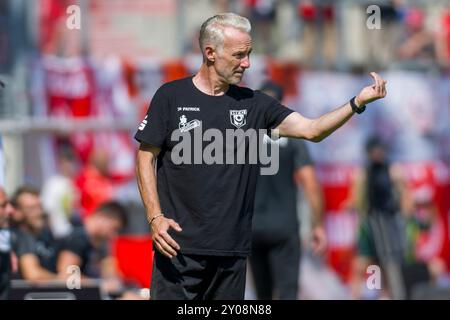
[150,251,247,300]
[249,231,300,300]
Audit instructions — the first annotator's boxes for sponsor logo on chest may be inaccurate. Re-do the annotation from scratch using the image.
[177,106,200,112]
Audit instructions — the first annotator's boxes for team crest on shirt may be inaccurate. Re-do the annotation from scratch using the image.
[229,109,247,128]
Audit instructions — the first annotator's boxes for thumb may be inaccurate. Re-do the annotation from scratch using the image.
[168,219,182,232]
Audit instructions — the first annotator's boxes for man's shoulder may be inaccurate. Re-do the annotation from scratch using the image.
[231,84,265,101]
[235,86,279,104]
[13,228,34,241]
[64,226,89,244]
[158,76,193,94]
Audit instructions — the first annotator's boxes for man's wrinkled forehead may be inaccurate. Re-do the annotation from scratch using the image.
[222,27,252,51]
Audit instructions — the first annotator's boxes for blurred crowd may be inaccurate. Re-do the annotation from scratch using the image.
[185,0,450,72]
[0,146,149,299]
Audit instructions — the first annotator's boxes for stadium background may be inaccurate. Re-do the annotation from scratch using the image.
[1,0,450,299]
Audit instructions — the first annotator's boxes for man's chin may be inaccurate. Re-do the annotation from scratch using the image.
[229,75,243,85]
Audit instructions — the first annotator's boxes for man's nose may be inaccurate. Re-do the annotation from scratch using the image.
[240,55,250,69]
[5,203,14,217]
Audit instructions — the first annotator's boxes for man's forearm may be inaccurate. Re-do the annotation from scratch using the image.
[299,166,325,227]
[20,257,58,281]
[308,102,355,142]
[278,72,387,141]
[277,102,357,142]
[307,189,324,227]
[307,74,385,143]
[136,150,162,221]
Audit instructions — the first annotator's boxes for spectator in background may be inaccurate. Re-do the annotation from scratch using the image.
[297,0,336,69]
[76,149,114,219]
[436,5,450,70]
[0,187,15,299]
[349,137,409,299]
[395,7,436,70]
[57,201,127,282]
[41,143,79,239]
[352,137,406,215]
[9,189,26,230]
[244,0,277,55]
[249,81,326,300]
[11,186,60,282]
[403,185,448,284]
[361,0,402,70]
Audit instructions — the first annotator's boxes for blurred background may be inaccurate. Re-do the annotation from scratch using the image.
[0,0,450,300]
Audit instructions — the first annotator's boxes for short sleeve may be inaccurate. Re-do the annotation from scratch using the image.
[259,92,294,130]
[134,87,170,148]
[291,139,313,169]
[60,229,89,259]
[14,231,35,257]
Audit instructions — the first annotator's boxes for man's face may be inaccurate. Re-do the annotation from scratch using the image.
[17,193,45,232]
[0,189,14,228]
[368,146,385,164]
[212,28,252,85]
[93,214,122,243]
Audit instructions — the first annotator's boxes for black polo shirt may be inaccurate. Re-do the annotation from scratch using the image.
[135,76,294,256]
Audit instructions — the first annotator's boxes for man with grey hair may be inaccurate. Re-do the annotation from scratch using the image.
[135,13,387,300]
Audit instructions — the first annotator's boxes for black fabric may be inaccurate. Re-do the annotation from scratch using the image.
[135,76,294,256]
[366,162,397,215]
[60,226,104,277]
[13,227,59,274]
[0,229,11,300]
[150,251,247,300]
[253,138,312,234]
[250,231,300,300]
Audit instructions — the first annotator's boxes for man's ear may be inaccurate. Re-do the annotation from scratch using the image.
[204,46,216,63]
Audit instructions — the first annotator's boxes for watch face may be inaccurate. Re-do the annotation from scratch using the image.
[357,105,366,114]
[351,97,365,114]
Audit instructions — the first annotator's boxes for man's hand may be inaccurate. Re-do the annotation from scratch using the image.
[355,72,387,107]
[311,225,327,256]
[150,216,182,258]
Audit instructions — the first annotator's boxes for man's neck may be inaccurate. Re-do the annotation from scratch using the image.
[84,218,101,248]
[22,223,40,236]
[85,218,95,237]
[193,64,229,96]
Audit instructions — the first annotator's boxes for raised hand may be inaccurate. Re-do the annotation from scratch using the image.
[356,72,387,106]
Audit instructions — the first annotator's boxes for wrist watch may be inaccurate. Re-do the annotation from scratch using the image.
[350,96,366,114]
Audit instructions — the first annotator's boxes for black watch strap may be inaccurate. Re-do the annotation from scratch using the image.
[350,96,366,114]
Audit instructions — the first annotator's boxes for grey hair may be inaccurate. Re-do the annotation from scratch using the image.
[199,13,251,55]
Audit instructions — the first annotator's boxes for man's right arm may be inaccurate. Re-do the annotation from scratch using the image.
[14,232,57,281]
[136,142,182,258]
[19,254,58,281]
[136,143,163,222]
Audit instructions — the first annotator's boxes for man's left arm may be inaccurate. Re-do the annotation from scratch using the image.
[296,165,324,228]
[276,72,387,141]
[293,140,327,255]
[295,165,327,255]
